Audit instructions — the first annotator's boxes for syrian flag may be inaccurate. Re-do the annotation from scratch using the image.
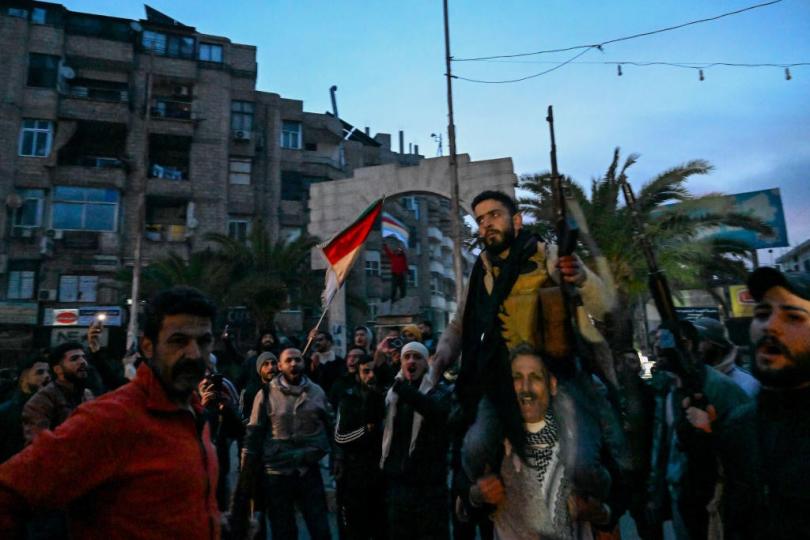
[320,197,385,309]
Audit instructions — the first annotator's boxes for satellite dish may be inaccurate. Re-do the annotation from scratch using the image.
[59,65,75,80]
[130,21,143,32]
[5,193,23,209]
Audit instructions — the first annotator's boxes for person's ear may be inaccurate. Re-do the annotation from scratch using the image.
[549,374,558,397]
[513,211,523,231]
[52,363,64,379]
[141,335,154,360]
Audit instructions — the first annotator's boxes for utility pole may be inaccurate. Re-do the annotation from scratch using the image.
[126,67,151,351]
[443,0,465,306]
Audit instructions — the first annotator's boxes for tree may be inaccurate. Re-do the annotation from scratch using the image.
[204,225,320,331]
[519,148,772,341]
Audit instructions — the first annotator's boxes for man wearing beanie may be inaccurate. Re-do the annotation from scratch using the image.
[239,351,277,419]
[380,341,451,539]
[709,268,810,539]
[693,317,760,397]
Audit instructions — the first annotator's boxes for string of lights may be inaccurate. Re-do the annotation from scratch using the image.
[453,60,808,84]
[453,0,783,63]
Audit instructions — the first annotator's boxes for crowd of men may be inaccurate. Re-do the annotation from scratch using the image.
[0,190,807,540]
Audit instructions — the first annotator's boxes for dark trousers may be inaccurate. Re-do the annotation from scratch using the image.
[263,466,331,540]
[390,273,406,302]
[386,480,449,540]
[337,464,387,539]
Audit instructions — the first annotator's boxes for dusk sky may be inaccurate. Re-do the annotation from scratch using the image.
[66,0,810,260]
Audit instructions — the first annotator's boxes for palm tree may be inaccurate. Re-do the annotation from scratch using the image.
[204,224,320,331]
[519,148,772,342]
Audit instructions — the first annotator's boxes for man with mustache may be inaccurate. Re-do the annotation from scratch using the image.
[233,347,333,540]
[380,341,451,540]
[0,286,222,539]
[463,345,624,539]
[22,341,94,444]
[706,268,810,539]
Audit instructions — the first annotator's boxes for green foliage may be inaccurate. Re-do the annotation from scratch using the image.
[518,148,772,309]
[118,224,320,331]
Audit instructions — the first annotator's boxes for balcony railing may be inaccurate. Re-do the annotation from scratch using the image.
[68,85,129,102]
[149,163,188,181]
[150,98,192,120]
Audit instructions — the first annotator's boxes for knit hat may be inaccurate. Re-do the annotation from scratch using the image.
[256,351,278,374]
[401,324,423,342]
[693,317,732,348]
[400,341,429,359]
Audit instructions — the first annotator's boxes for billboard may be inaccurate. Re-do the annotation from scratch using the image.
[729,284,756,318]
[666,188,789,250]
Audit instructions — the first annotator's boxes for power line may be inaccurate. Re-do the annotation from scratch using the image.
[453,0,784,63]
[475,60,809,69]
[454,48,593,84]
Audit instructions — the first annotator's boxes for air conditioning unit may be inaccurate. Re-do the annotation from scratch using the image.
[233,130,252,142]
[38,289,57,301]
[174,85,191,97]
[48,229,64,240]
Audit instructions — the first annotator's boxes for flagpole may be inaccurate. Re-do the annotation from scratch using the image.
[302,302,333,358]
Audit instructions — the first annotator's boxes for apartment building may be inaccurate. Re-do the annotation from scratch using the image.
[0,2,462,364]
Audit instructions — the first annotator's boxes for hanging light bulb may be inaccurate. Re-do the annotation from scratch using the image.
[699,69,705,81]
[617,64,623,76]
[785,67,792,80]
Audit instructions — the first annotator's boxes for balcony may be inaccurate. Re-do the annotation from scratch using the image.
[145,224,188,242]
[150,98,192,120]
[60,80,130,122]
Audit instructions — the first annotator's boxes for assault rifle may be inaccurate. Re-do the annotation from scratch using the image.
[545,106,584,367]
[618,177,704,395]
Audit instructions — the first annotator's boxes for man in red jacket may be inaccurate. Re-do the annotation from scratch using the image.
[0,286,221,540]
[383,239,408,303]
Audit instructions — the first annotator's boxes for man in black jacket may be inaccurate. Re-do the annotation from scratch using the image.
[381,341,451,540]
[334,353,386,539]
[0,357,50,463]
[708,268,810,539]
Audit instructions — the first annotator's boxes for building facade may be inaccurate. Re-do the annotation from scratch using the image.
[0,2,444,364]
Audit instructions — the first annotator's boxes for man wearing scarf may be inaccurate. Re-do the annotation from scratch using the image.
[380,341,451,540]
[433,190,614,461]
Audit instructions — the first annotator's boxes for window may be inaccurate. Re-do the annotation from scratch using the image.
[231,101,254,133]
[365,251,381,277]
[228,219,251,242]
[31,8,47,24]
[229,158,252,185]
[142,31,167,54]
[402,196,420,219]
[430,274,440,295]
[52,187,119,231]
[368,299,380,320]
[281,121,302,149]
[6,8,27,19]
[27,53,59,88]
[8,270,36,300]
[408,265,418,288]
[12,189,45,228]
[168,36,195,58]
[18,120,53,157]
[199,43,223,62]
[59,275,98,302]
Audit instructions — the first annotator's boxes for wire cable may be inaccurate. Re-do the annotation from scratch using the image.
[453,0,783,63]
[453,48,594,84]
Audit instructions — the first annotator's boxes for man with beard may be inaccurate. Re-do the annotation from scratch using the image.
[0,286,221,539]
[233,347,333,540]
[693,317,760,397]
[308,331,344,394]
[0,357,50,463]
[431,191,616,528]
[698,268,810,539]
[329,346,369,409]
[381,341,451,540]
[236,329,279,390]
[333,353,387,539]
[22,342,94,444]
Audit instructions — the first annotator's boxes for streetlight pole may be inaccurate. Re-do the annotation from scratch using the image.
[443,0,465,306]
